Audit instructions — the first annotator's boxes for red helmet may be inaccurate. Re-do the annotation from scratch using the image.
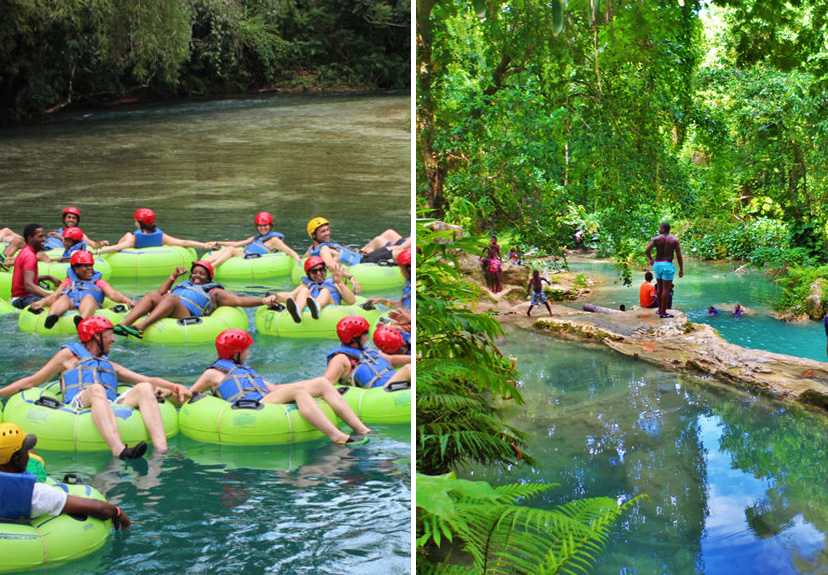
[373,325,404,354]
[78,316,114,342]
[70,250,95,266]
[62,206,81,220]
[396,249,411,266]
[62,227,84,242]
[191,260,214,281]
[304,256,326,274]
[254,212,273,226]
[336,316,371,344]
[216,329,253,360]
[134,208,156,226]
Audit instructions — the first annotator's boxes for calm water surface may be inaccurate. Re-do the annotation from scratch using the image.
[0,94,411,574]
[567,259,826,362]
[465,326,828,575]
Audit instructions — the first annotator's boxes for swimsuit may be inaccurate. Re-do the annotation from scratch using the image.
[653,260,676,281]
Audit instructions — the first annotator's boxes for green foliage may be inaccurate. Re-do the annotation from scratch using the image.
[0,0,410,122]
[682,217,793,261]
[416,472,642,575]
[416,222,533,475]
[772,264,828,313]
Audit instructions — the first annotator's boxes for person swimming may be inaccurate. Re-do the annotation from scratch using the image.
[708,306,719,316]
[732,304,743,317]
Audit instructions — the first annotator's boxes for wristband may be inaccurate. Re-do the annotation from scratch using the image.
[113,506,122,519]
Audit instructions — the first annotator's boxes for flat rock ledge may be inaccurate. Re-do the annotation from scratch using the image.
[518,304,828,413]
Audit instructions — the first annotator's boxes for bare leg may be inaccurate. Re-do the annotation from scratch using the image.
[293,285,312,312]
[383,364,411,388]
[655,278,664,315]
[48,295,75,317]
[120,291,163,326]
[120,382,168,452]
[361,230,404,253]
[544,302,552,316]
[262,384,350,443]
[80,385,126,457]
[134,294,191,331]
[527,304,534,317]
[303,377,371,434]
[313,290,333,310]
[77,294,100,319]
[203,246,242,268]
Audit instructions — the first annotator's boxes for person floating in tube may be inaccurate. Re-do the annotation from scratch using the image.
[201,211,302,269]
[93,208,218,254]
[324,316,411,389]
[0,423,131,529]
[112,260,279,339]
[187,329,372,445]
[0,317,189,460]
[276,256,356,324]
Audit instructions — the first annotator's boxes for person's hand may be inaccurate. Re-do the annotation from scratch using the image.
[262,294,279,307]
[29,300,44,311]
[349,276,361,294]
[679,270,684,278]
[112,508,131,530]
[100,240,110,247]
[123,297,136,307]
[332,265,344,284]
[173,384,192,403]
[173,266,187,277]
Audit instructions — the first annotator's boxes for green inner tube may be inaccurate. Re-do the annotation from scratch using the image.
[103,246,197,280]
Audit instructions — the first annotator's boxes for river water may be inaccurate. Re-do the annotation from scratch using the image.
[567,259,826,362]
[0,94,411,574]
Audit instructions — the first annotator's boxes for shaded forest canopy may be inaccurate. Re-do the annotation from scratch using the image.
[416,0,828,280]
[0,0,410,122]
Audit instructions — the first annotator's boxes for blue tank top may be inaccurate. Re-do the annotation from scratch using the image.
[172,281,221,317]
[63,267,104,306]
[301,276,341,305]
[60,341,119,403]
[210,359,270,402]
[0,471,36,521]
[326,346,395,388]
[133,228,164,248]
[243,231,285,257]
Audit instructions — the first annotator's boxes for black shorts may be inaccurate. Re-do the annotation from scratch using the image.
[361,246,394,264]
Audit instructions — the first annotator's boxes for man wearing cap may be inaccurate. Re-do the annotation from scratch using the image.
[10,224,60,310]
[112,261,279,338]
[0,317,188,459]
[30,250,136,329]
[0,422,130,528]
[94,208,217,254]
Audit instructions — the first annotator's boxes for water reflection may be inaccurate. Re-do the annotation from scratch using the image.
[469,325,828,574]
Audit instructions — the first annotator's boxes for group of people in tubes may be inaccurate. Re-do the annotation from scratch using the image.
[0,206,412,529]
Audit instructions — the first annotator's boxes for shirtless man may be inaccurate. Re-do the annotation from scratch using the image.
[645,222,684,319]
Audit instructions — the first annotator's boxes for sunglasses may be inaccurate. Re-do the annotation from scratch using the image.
[308,266,326,274]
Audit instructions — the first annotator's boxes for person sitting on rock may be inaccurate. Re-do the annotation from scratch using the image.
[112,261,279,339]
[43,207,109,251]
[94,208,217,254]
[0,317,189,459]
[280,256,356,324]
[188,329,372,445]
[0,423,130,528]
[203,211,302,269]
[639,271,658,309]
[324,316,411,389]
[31,250,136,330]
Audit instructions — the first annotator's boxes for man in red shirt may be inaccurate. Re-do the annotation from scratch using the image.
[11,224,59,310]
[639,271,658,308]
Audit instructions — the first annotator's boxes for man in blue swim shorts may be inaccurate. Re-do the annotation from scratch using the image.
[645,222,684,319]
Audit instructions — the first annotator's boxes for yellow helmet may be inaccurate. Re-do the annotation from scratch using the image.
[307,217,329,238]
[0,422,36,465]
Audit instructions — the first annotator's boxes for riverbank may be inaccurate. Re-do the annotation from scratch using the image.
[465,254,828,413]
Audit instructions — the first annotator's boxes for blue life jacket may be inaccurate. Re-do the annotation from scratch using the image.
[0,471,36,521]
[60,341,119,403]
[61,240,88,260]
[401,331,411,355]
[210,359,270,402]
[172,281,222,317]
[43,228,65,251]
[134,228,164,249]
[62,267,104,306]
[301,276,341,305]
[309,241,361,266]
[326,346,395,388]
[243,231,285,257]
[401,279,411,310]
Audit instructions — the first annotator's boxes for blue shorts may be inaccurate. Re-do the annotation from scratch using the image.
[653,261,676,281]
[531,291,547,305]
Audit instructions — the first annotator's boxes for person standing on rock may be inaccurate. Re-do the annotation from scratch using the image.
[645,222,683,319]
[527,269,552,317]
